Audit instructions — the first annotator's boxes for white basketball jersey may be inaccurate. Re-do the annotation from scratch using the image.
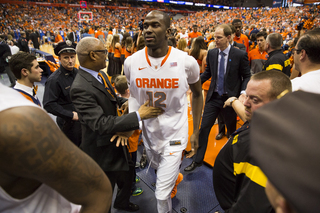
[0,83,81,213]
[125,47,199,153]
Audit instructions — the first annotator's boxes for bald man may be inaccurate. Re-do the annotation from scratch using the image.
[70,37,164,212]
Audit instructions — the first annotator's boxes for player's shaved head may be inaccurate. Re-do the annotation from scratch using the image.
[146,10,170,29]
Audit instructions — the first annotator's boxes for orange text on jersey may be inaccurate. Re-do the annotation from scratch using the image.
[136,78,179,89]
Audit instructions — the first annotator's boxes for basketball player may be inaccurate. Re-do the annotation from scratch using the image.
[124,11,203,213]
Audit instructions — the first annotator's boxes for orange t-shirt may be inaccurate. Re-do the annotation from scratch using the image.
[124,48,132,58]
[55,34,63,43]
[95,30,105,38]
[234,34,249,53]
[114,48,121,58]
[88,28,95,35]
[128,130,142,153]
[188,31,202,46]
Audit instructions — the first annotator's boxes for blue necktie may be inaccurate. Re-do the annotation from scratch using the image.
[218,51,226,96]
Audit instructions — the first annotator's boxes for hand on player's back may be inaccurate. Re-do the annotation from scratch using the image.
[138,100,164,120]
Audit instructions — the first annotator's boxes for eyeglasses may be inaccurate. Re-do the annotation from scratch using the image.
[91,49,108,55]
[292,48,302,54]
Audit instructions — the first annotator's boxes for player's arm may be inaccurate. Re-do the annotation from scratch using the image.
[186,56,203,158]
[0,106,112,213]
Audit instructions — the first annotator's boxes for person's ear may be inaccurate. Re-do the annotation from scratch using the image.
[300,49,307,61]
[166,28,171,39]
[21,68,29,77]
[88,51,97,61]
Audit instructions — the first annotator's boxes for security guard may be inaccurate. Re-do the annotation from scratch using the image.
[43,41,81,146]
[263,33,291,76]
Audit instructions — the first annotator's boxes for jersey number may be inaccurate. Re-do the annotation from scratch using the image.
[146,91,166,108]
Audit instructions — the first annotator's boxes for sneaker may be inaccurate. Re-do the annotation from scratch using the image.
[140,154,147,169]
[171,173,183,198]
[132,187,143,196]
[135,176,140,183]
[135,162,140,168]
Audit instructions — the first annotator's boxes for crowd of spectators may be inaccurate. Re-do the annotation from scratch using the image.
[0,2,319,41]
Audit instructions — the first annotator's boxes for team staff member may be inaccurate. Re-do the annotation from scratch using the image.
[185,24,251,172]
[215,24,246,140]
[70,37,164,212]
[43,41,81,147]
[125,11,203,213]
[213,71,291,212]
[263,33,291,77]
[10,52,43,106]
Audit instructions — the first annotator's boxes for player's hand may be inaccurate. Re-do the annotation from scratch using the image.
[186,132,199,158]
[110,131,134,147]
[138,100,164,120]
[120,101,128,115]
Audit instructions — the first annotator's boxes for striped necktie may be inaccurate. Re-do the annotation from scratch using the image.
[98,72,115,98]
[98,72,121,116]
[33,85,38,96]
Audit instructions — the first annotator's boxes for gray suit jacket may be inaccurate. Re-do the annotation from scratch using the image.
[70,68,139,172]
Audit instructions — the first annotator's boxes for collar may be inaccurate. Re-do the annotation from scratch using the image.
[79,66,101,83]
[145,46,172,68]
[219,44,231,55]
[14,81,34,96]
[60,65,75,77]
[268,49,283,57]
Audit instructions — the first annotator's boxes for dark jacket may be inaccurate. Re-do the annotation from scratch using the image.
[263,49,291,77]
[201,46,251,100]
[70,68,140,172]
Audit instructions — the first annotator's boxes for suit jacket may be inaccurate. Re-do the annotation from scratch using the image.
[67,31,76,42]
[233,41,246,51]
[201,46,251,101]
[70,68,140,172]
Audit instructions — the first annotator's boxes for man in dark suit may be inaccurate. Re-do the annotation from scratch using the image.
[70,37,164,212]
[67,27,77,43]
[185,24,251,172]
[216,24,246,141]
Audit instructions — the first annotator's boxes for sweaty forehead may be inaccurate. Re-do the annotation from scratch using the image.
[145,12,165,22]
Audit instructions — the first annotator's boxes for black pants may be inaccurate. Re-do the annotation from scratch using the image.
[105,165,134,212]
[57,117,82,147]
[194,92,237,164]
